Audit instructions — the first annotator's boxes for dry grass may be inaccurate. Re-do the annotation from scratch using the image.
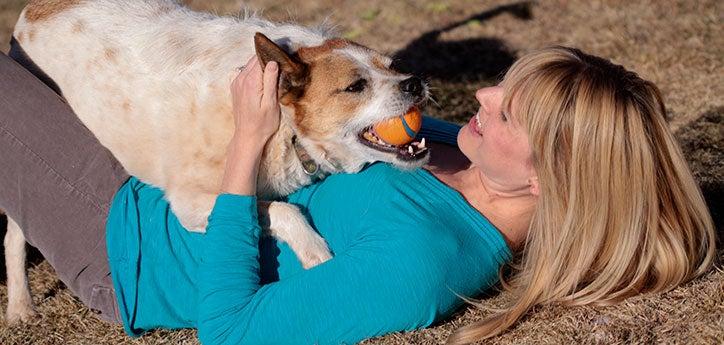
[1,0,722,344]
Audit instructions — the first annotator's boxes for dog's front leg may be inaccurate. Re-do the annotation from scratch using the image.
[3,216,36,324]
[258,201,332,269]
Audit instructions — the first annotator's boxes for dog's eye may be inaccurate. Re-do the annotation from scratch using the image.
[344,79,367,93]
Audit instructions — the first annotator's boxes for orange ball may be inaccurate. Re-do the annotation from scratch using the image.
[373,107,422,146]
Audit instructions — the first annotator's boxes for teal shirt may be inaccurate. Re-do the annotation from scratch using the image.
[105,117,512,344]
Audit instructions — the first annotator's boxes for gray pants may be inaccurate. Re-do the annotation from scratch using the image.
[0,50,129,322]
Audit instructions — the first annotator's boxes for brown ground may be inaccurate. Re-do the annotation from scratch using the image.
[1,0,722,344]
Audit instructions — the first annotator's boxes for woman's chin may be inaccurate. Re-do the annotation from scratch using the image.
[457,127,475,162]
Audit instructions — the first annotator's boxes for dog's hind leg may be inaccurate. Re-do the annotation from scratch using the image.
[259,201,333,269]
[166,189,217,233]
[4,216,36,324]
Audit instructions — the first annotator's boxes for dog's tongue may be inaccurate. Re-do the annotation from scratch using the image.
[372,107,422,146]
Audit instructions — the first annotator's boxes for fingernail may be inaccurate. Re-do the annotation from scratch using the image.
[268,61,278,71]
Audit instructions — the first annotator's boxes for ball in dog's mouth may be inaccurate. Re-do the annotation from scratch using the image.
[357,107,429,162]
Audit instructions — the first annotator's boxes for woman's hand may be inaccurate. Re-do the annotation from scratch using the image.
[221,56,280,195]
[230,55,280,144]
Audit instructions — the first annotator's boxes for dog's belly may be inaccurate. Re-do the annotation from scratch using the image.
[12,1,266,191]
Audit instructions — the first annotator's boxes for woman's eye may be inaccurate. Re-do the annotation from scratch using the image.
[344,79,367,93]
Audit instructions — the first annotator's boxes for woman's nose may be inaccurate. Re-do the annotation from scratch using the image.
[475,86,503,104]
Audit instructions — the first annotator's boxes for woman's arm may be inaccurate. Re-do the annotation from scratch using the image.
[417,115,462,146]
[200,192,441,344]
[418,116,470,172]
[198,207,434,345]
[220,56,280,196]
[197,57,438,345]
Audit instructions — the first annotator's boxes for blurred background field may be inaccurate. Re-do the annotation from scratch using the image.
[0,0,722,344]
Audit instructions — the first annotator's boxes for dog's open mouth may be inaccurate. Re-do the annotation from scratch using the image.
[357,125,428,162]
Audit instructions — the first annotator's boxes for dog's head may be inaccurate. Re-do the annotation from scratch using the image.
[254,33,430,174]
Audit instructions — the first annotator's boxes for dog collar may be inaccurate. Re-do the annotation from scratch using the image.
[291,135,327,182]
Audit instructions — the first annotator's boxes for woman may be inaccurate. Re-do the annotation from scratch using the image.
[0,46,715,345]
[445,47,716,343]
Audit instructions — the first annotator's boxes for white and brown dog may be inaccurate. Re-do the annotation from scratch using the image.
[3,0,431,323]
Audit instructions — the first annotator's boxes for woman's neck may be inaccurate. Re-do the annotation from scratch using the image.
[425,143,534,251]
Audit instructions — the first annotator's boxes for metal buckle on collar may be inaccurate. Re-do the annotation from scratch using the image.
[292,135,324,181]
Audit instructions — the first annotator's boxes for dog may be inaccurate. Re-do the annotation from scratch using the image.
[3,0,431,323]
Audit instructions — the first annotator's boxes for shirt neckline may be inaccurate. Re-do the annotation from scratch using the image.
[415,168,513,260]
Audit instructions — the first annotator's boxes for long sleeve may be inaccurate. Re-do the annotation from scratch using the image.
[197,194,443,345]
[197,194,263,344]
[416,115,462,146]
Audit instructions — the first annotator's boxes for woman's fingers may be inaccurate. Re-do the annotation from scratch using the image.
[234,57,259,86]
[233,56,256,84]
[261,61,279,108]
[243,59,263,98]
[229,55,280,139]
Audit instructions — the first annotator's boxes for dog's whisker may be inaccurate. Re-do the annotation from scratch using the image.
[427,95,442,109]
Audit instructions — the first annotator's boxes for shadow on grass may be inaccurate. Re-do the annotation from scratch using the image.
[391,1,533,84]
[675,107,724,246]
[391,2,533,123]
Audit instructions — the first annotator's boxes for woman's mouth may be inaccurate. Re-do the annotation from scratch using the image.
[468,113,483,136]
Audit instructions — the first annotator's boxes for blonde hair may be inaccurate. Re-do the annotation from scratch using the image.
[448,47,717,344]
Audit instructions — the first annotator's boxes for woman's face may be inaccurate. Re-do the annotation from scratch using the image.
[458,86,538,195]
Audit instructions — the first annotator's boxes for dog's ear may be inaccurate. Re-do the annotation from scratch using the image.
[254,32,309,105]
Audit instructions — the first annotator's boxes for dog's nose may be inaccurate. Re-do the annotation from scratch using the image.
[400,77,424,97]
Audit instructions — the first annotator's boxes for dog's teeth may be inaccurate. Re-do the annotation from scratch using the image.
[408,146,414,154]
[420,138,426,148]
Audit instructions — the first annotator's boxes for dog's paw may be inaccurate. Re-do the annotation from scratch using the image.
[5,302,37,325]
[298,236,333,269]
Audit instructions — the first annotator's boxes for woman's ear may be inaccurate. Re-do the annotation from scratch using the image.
[528,176,540,196]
